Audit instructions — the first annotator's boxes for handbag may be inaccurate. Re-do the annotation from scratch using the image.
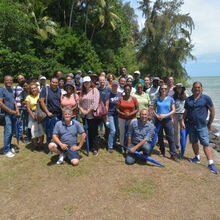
[93,101,107,118]
[36,86,48,123]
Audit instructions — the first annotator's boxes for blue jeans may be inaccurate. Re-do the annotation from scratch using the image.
[4,114,15,153]
[157,118,176,156]
[126,142,151,165]
[45,116,59,146]
[108,115,118,149]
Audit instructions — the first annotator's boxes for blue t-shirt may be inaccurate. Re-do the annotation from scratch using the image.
[128,119,155,145]
[185,94,214,128]
[53,120,85,147]
[153,96,175,119]
[40,86,61,116]
[105,92,121,116]
[98,86,111,103]
[0,87,15,113]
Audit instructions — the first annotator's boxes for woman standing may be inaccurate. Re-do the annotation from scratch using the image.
[173,83,186,150]
[61,82,79,119]
[25,82,44,152]
[116,84,139,150]
[106,73,115,89]
[133,82,151,119]
[78,76,100,156]
[105,81,121,153]
[126,77,136,94]
[153,83,178,161]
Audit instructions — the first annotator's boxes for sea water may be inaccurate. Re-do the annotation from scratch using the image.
[188,76,220,135]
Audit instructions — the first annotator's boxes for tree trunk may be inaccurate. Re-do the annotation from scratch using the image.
[90,25,96,42]
[84,3,89,36]
[69,0,74,28]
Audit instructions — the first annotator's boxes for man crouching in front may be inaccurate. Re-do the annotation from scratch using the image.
[49,107,86,165]
[126,109,155,165]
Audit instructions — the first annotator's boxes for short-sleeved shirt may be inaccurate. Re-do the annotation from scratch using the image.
[25,94,39,111]
[185,94,214,128]
[133,92,151,118]
[53,120,85,147]
[175,98,185,114]
[0,87,15,113]
[128,119,155,145]
[98,86,111,103]
[153,96,175,119]
[105,92,121,116]
[40,86,61,116]
[61,93,79,117]
[132,79,145,88]
[147,86,160,102]
[117,96,139,120]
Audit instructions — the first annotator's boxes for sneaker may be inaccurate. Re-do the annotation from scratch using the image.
[188,156,200,163]
[57,152,65,164]
[208,164,218,174]
[11,147,19,153]
[108,148,113,154]
[5,151,15,158]
[171,155,179,163]
[93,150,98,156]
[159,152,165,157]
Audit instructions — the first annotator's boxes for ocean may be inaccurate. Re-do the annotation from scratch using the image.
[188,76,220,135]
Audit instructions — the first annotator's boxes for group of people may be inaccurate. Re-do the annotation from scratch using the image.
[0,68,218,174]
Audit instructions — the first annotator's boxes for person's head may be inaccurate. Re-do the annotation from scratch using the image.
[30,76,38,83]
[64,82,74,95]
[62,107,73,122]
[4,75,13,88]
[39,76,47,86]
[159,79,164,86]
[111,80,119,92]
[144,77,150,86]
[75,74,81,83]
[56,71,63,79]
[136,82,143,95]
[121,67,127,76]
[119,77,126,88]
[99,76,106,87]
[58,77,66,89]
[168,76,174,87]
[126,77,133,87]
[50,77,59,91]
[66,75,73,83]
[192,81,203,96]
[107,73,115,83]
[20,80,29,92]
[76,70,82,76]
[124,84,131,97]
[17,75,25,83]
[100,72,106,78]
[159,83,168,97]
[81,76,94,96]
[140,109,149,123]
[153,77,160,87]
[173,83,186,101]
[134,71,140,81]
[29,82,38,96]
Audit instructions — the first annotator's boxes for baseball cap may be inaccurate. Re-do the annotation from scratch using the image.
[75,74,81,79]
[111,80,119,86]
[134,70,141,75]
[82,76,91,83]
[40,76,46,80]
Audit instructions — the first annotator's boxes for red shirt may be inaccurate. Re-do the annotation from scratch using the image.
[117,96,138,120]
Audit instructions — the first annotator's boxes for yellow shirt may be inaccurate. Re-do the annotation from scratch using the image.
[25,94,39,111]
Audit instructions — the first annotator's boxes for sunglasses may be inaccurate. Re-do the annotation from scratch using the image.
[161,88,168,90]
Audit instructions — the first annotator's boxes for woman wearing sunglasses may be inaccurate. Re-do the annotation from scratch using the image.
[153,83,178,162]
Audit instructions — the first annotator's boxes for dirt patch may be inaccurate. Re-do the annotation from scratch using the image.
[0,127,220,219]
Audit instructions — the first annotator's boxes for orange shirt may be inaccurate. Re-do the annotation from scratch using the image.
[117,96,139,120]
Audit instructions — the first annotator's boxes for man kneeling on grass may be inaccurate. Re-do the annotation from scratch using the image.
[126,109,155,165]
[49,107,86,165]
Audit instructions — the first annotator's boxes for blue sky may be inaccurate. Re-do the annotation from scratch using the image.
[125,0,220,77]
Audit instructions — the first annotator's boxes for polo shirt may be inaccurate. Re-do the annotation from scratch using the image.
[98,86,111,103]
[40,86,61,116]
[128,119,155,145]
[0,87,15,113]
[185,94,214,128]
[53,120,85,147]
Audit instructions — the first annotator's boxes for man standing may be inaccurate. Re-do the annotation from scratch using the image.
[120,67,129,80]
[49,107,86,165]
[132,71,144,88]
[167,76,175,96]
[40,77,62,149]
[117,77,126,94]
[126,109,155,165]
[143,77,151,92]
[182,82,218,174]
[0,76,20,157]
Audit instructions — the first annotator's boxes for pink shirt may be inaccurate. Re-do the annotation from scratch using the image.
[78,88,100,119]
[61,93,79,117]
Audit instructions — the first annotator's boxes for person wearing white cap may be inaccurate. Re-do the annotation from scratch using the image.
[38,76,48,92]
[78,76,100,156]
[132,71,144,88]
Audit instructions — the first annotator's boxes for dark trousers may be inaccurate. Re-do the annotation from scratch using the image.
[156,118,176,156]
[83,118,99,152]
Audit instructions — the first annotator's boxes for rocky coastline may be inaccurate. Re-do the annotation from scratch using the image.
[209,127,220,153]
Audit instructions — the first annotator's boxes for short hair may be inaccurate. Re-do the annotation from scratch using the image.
[124,84,131,90]
[62,107,73,115]
[19,80,29,87]
[140,109,148,115]
[50,77,59,82]
[4,75,13,80]
[119,76,126,82]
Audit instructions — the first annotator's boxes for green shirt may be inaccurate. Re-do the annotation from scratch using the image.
[133,92,151,118]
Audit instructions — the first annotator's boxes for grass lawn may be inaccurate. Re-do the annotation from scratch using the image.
[0,126,220,219]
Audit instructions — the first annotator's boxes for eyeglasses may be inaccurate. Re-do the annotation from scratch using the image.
[161,88,168,90]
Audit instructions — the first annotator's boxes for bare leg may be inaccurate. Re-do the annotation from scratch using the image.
[33,137,38,147]
[192,143,199,155]
[203,146,213,160]
[48,143,62,154]
[39,135,44,145]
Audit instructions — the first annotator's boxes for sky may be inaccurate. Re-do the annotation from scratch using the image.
[125,0,220,77]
